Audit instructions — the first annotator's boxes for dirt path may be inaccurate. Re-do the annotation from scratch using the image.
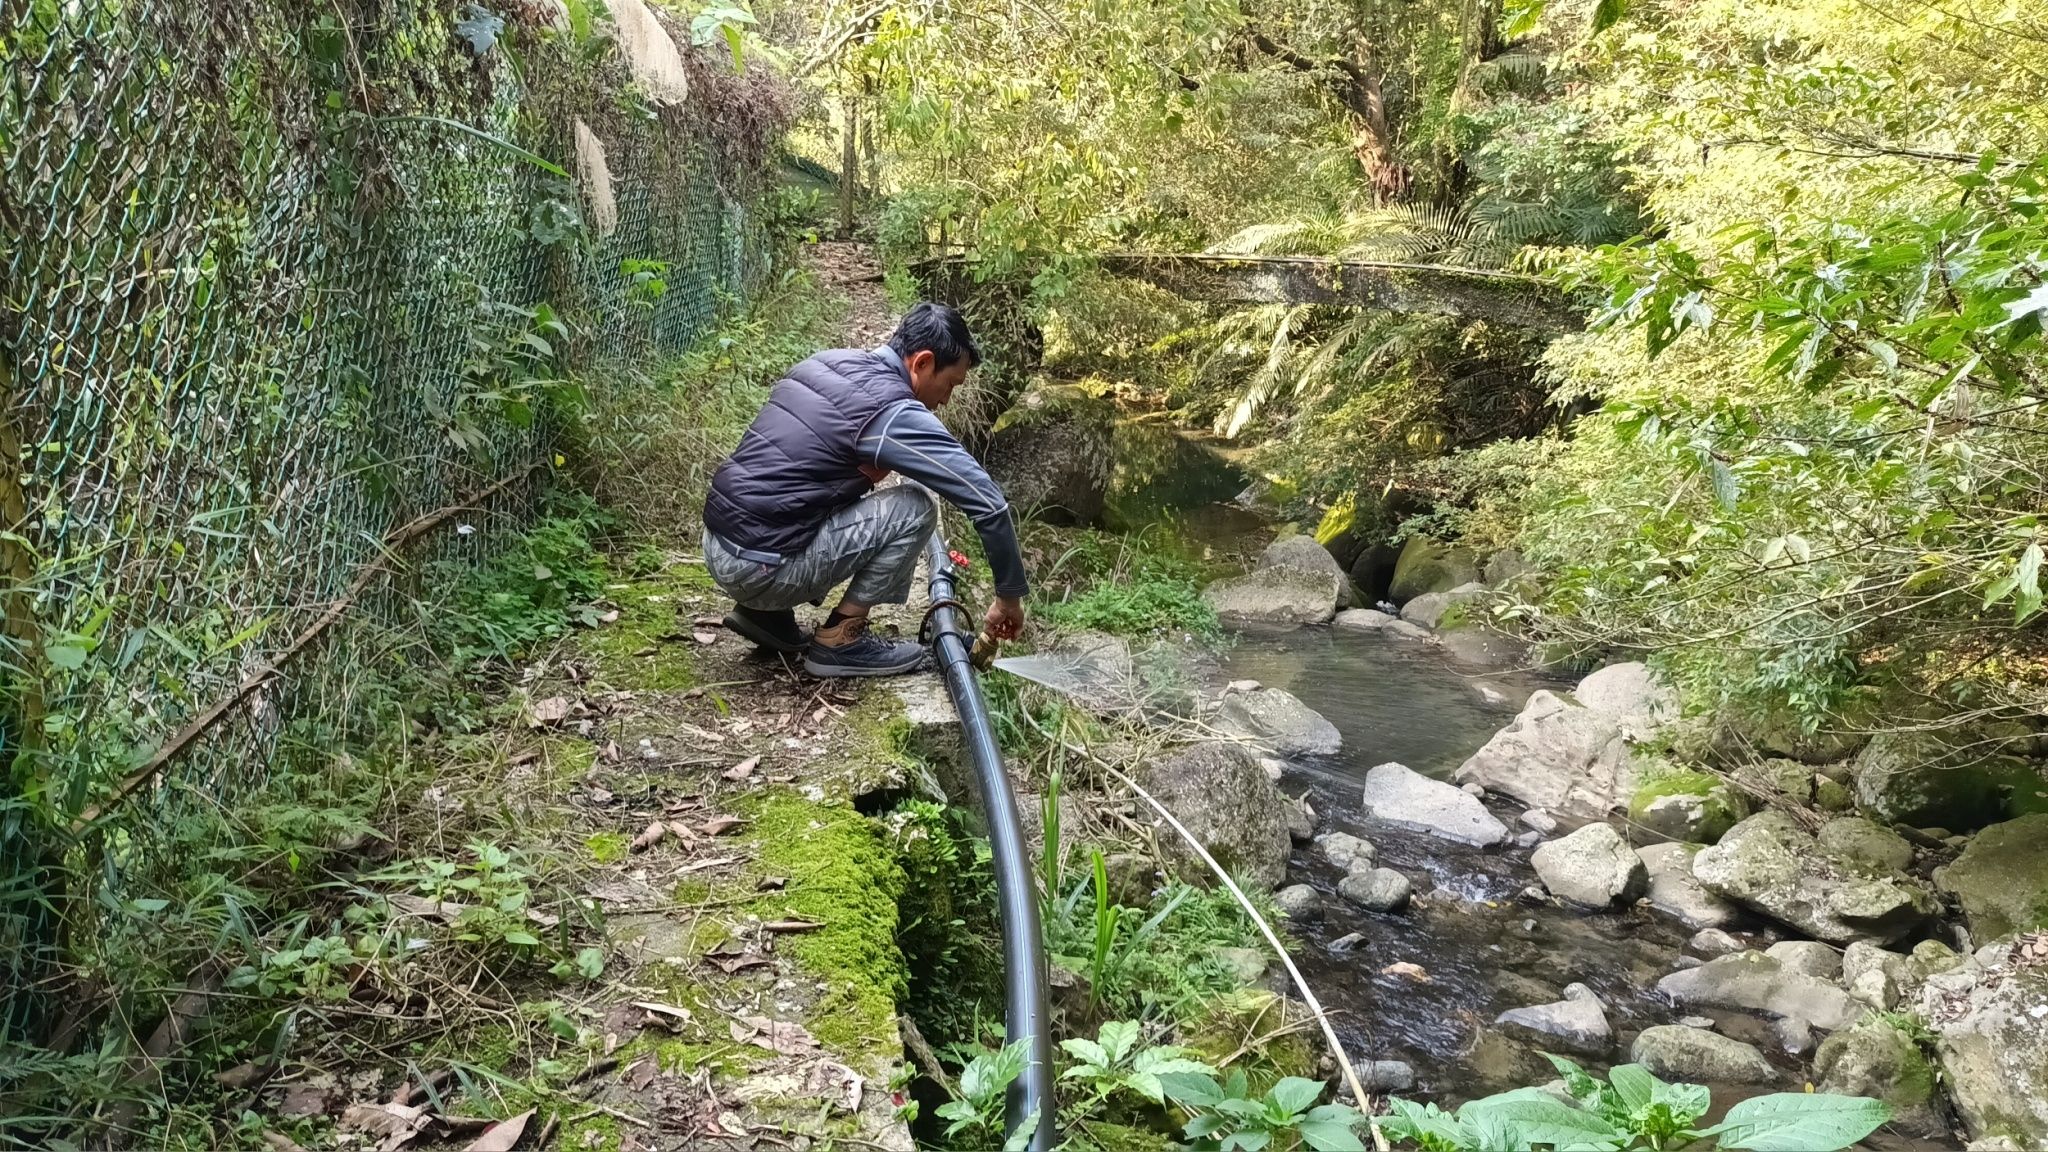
[259,245,948,1152]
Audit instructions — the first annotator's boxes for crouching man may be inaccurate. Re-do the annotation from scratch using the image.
[700,302,1029,677]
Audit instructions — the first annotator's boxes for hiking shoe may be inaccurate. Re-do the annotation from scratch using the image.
[803,622,926,678]
[724,606,808,654]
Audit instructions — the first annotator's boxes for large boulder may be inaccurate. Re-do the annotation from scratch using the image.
[1203,567,1338,627]
[1691,810,1938,945]
[1629,762,1747,844]
[1495,983,1610,1056]
[1399,583,1485,630]
[1362,762,1509,847]
[1453,691,1633,821]
[1935,814,2048,943]
[1531,823,1649,909]
[1257,535,1351,610]
[1918,946,2048,1147]
[1851,727,2048,833]
[1334,608,1432,641]
[1630,1026,1777,1084]
[1814,816,1916,875]
[1575,662,1680,737]
[1656,951,1864,1033]
[1214,686,1342,758]
[983,387,1115,525]
[1638,843,1739,930]
[1814,1017,1947,1139]
[1131,743,1293,889]
[1387,536,1480,604]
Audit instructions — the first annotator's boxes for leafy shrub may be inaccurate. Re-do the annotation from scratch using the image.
[1380,1056,1890,1152]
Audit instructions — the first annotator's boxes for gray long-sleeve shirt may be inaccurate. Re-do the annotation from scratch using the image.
[857,399,1030,598]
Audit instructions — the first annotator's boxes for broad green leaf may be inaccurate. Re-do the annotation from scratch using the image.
[1462,1089,1625,1151]
[1704,1092,1891,1151]
[1267,1076,1326,1119]
[1160,1071,1224,1108]
[1607,1065,1656,1111]
[1298,1119,1367,1151]
[502,930,541,947]
[1098,1019,1141,1065]
[1591,0,1627,34]
[1222,1133,1271,1152]
[45,643,88,670]
[1383,1099,1469,1148]
[1060,1038,1109,1069]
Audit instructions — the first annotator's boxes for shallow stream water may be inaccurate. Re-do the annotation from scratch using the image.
[1111,420,1956,1148]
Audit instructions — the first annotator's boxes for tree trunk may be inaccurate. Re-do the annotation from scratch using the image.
[838,93,858,240]
[1348,36,1410,205]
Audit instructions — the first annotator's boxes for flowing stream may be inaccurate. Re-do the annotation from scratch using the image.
[1107,418,1956,1148]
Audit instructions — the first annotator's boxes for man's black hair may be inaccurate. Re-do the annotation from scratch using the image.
[888,301,982,370]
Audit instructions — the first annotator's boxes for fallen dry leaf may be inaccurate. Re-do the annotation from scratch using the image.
[213,1059,273,1090]
[722,756,760,781]
[634,1001,693,1029]
[805,1059,864,1115]
[665,820,698,843]
[586,784,615,804]
[525,696,573,728]
[526,908,561,929]
[1380,962,1430,982]
[630,821,665,853]
[597,609,622,625]
[694,614,724,627]
[684,687,705,699]
[730,1014,819,1055]
[701,816,745,836]
[712,952,772,974]
[756,876,788,891]
[664,797,701,813]
[626,1057,659,1092]
[387,894,467,921]
[631,645,657,657]
[462,1109,534,1152]
[599,742,621,763]
[718,1112,752,1138]
[340,1101,429,1151]
[277,1083,336,1119]
[762,919,824,934]
[508,750,540,767]
[692,629,718,645]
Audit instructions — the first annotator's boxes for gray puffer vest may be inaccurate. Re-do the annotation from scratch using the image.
[702,347,914,560]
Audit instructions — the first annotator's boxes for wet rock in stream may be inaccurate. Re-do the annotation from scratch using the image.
[1688,928,1748,958]
[1531,823,1648,909]
[1638,843,1739,930]
[1495,983,1611,1056]
[1339,867,1413,912]
[1215,684,1342,758]
[1656,951,1864,1033]
[1453,690,1633,822]
[1631,1025,1778,1084]
[1275,884,1320,921]
[1361,761,1508,847]
[1353,1059,1416,1093]
[1692,810,1938,945]
[1315,831,1377,871]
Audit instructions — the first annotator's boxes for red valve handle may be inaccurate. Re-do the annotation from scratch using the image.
[948,549,972,569]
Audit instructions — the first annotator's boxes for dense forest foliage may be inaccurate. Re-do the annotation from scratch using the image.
[779,0,2048,747]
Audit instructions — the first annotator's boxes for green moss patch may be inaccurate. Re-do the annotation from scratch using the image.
[740,788,909,1071]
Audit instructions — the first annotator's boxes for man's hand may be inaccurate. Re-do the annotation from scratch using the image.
[984,595,1025,641]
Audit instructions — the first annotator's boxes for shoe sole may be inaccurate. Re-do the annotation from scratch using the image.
[803,652,927,678]
[724,612,807,655]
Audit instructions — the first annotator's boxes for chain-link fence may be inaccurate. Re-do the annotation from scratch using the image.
[0,0,765,1057]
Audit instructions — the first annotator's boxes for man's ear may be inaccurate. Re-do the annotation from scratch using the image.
[906,348,937,380]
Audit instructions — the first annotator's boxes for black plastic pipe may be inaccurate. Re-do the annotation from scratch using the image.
[922,532,1055,1151]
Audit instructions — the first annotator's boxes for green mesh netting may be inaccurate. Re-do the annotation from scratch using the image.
[0,0,760,1049]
